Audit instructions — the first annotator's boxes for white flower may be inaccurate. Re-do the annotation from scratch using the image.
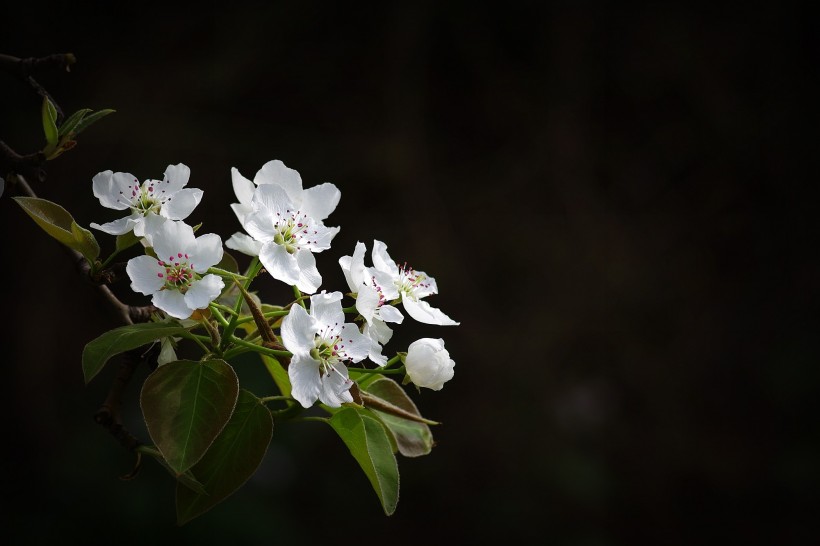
[370,240,459,326]
[90,163,203,237]
[281,291,370,408]
[226,160,341,293]
[126,220,224,319]
[339,241,404,365]
[404,338,455,391]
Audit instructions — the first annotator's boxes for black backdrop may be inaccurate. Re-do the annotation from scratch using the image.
[1,3,817,544]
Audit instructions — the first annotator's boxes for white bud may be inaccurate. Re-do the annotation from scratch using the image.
[404,338,455,391]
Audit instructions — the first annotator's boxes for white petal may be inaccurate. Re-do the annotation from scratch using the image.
[340,241,367,289]
[243,209,277,242]
[184,274,224,309]
[157,338,177,366]
[371,268,399,300]
[288,355,321,408]
[255,159,303,199]
[378,304,404,324]
[225,232,262,256]
[139,213,166,246]
[162,163,191,193]
[152,220,196,264]
[338,323,370,363]
[355,284,380,324]
[402,296,460,326]
[372,239,398,276]
[368,340,388,366]
[365,318,394,346]
[90,215,138,235]
[93,170,136,210]
[259,242,300,286]
[231,167,255,207]
[319,364,353,408]
[300,182,340,221]
[153,289,194,319]
[161,188,203,220]
[126,255,166,295]
[230,203,253,226]
[192,233,224,270]
[304,224,339,253]
[281,305,317,356]
[413,272,439,299]
[251,183,293,218]
[309,291,344,327]
[295,249,321,293]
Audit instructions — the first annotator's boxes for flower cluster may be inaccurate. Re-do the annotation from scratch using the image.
[91,160,460,407]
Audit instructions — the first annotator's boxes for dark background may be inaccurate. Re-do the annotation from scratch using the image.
[1,2,817,544]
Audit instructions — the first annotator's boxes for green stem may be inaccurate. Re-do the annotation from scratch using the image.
[383,355,402,369]
[292,285,306,309]
[221,257,261,350]
[208,304,230,327]
[348,366,405,375]
[293,416,329,423]
[260,395,294,404]
[342,305,357,314]
[230,336,291,358]
[207,266,249,280]
[209,302,238,317]
[235,309,289,326]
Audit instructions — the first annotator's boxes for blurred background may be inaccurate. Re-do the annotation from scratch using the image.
[1,2,817,544]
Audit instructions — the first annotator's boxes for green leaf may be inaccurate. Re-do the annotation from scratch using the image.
[143,449,208,495]
[176,389,273,525]
[141,359,239,476]
[215,251,239,274]
[329,407,399,515]
[58,108,91,137]
[364,378,435,458]
[81,322,190,383]
[41,97,58,148]
[115,230,141,252]
[73,108,115,135]
[12,196,100,263]
[260,354,291,397]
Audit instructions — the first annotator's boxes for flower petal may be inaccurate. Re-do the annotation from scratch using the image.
[288,355,321,408]
[355,284,380,324]
[300,182,340,221]
[259,242,300,286]
[304,224,339,253]
[231,167,255,207]
[161,188,203,220]
[338,324,370,363]
[251,183,293,218]
[295,249,322,293]
[93,170,136,210]
[379,304,404,324]
[280,304,317,356]
[309,291,344,327]
[319,364,353,408]
[152,220,196,263]
[90,215,138,235]
[126,255,166,295]
[372,239,397,275]
[365,318,394,346]
[153,289,194,319]
[243,208,277,242]
[339,241,366,290]
[184,274,224,309]
[162,163,190,193]
[402,295,460,326]
[230,203,253,226]
[192,233,224,270]
[255,159,302,200]
[225,232,262,256]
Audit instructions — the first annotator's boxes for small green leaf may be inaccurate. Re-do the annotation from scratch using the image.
[81,322,191,383]
[115,230,141,252]
[73,108,115,135]
[329,407,399,515]
[58,108,92,137]
[176,389,273,525]
[141,359,239,476]
[260,355,291,398]
[364,378,435,458]
[41,97,58,148]
[13,196,100,262]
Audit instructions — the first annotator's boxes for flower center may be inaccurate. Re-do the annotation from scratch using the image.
[157,253,197,293]
[309,324,354,378]
[271,209,320,254]
[117,178,174,215]
[396,262,430,300]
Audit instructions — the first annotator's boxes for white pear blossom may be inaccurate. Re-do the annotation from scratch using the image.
[90,163,203,237]
[404,338,455,391]
[281,291,370,408]
[339,241,404,365]
[370,240,459,326]
[126,220,224,320]
[226,160,341,293]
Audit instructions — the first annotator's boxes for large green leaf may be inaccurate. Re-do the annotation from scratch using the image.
[329,407,399,515]
[176,389,273,525]
[260,354,291,397]
[13,196,100,263]
[82,322,190,383]
[140,359,239,476]
[364,378,435,458]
